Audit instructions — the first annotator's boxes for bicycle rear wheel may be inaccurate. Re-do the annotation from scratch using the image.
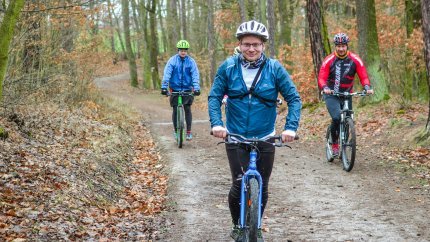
[341,117,356,171]
[176,106,185,148]
[325,125,334,162]
[244,177,259,242]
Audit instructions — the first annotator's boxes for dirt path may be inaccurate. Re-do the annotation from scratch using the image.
[95,74,430,242]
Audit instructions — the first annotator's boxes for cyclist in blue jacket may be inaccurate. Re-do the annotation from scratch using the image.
[208,20,302,241]
[161,40,201,140]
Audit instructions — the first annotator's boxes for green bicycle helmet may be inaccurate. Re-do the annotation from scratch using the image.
[176,40,190,49]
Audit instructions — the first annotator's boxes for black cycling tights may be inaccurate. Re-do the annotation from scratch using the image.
[172,104,192,132]
[225,142,275,225]
[325,95,352,143]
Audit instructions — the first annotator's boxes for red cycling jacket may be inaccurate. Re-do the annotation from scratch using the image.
[318,51,371,92]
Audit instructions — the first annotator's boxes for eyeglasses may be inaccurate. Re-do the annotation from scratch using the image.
[240,42,263,49]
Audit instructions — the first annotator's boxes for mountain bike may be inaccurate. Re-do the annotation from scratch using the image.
[325,90,368,172]
[217,133,293,242]
[169,91,193,148]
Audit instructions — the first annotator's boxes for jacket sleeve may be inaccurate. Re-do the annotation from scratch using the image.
[318,54,334,90]
[208,61,228,128]
[190,58,201,91]
[350,53,371,87]
[161,57,175,89]
[275,61,302,132]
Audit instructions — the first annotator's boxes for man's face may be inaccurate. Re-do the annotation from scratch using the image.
[239,35,264,62]
[178,49,188,58]
[335,44,348,56]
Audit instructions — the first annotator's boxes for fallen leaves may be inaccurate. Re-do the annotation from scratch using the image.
[0,103,167,240]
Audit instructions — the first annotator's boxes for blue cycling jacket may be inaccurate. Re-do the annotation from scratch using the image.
[208,55,301,138]
[161,54,200,91]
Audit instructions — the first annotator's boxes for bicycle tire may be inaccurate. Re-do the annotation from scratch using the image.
[177,106,185,148]
[244,177,259,242]
[341,117,356,171]
[325,125,334,162]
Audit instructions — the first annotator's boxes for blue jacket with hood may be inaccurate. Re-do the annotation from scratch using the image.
[208,55,301,138]
[161,54,200,91]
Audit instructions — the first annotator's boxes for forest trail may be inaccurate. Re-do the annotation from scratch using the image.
[95,73,430,242]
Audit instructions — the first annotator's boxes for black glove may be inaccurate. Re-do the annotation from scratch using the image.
[193,90,201,96]
[161,88,168,96]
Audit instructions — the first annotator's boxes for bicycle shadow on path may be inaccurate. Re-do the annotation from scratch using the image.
[95,73,430,242]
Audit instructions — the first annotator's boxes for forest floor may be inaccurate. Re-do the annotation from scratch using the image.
[94,67,430,241]
[1,62,430,241]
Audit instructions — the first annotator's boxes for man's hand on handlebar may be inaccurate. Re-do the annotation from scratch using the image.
[281,130,296,143]
[323,87,332,94]
[365,89,374,95]
[161,88,168,96]
[211,126,227,138]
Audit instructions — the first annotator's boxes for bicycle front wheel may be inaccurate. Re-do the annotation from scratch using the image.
[176,106,185,148]
[244,177,259,242]
[325,125,334,162]
[341,117,356,171]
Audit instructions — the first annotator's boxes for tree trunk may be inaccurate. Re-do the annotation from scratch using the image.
[112,6,126,55]
[0,0,25,100]
[61,4,75,52]
[22,0,41,74]
[157,0,168,53]
[122,0,138,87]
[406,0,422,38]
[404,0,423,101]
[277,0,297,46]
[239,0,246,22]
[259,0,267,23]
[106,0,117,55]
[130,0,142,59]
[421,0,430,134]
[167,0,179,53]
[356,0,388,102]
[180,0,187,39]
[246,0,256,20]
[149,0,160,89]
[321,1,331,55]
[208,0,216,86]
[89,0,99,35]
[138,0,152,89]
[306,0,325,100]
[267,0,276,57]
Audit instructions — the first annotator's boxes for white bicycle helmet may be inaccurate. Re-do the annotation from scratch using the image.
[235,20,269,42]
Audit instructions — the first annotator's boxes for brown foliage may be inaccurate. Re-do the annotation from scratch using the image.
[0,101,167,240]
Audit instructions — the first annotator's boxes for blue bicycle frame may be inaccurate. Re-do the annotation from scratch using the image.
[239,149,263,229]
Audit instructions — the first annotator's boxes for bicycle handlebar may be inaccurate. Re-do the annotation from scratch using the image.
[321,90,368,97]
[210,131,298,147]
[167,91,194,97]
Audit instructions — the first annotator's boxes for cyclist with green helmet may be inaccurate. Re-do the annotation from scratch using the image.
[161,40,201,140]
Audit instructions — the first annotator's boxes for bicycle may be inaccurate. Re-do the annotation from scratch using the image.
[169,91,193,148]
[324,90,368,172]
[216,132,293,242]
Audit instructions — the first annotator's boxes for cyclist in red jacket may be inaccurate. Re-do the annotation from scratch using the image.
[318,32,374,155]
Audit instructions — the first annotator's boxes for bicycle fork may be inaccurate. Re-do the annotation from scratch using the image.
[239,150,263,229]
